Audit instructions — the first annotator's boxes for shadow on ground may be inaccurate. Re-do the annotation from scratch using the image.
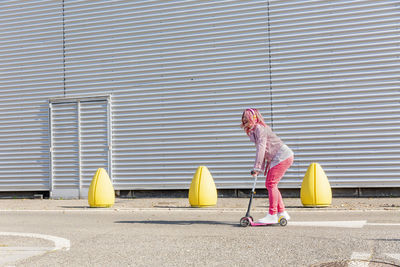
[60,206,89,209]
[115,220,240,227]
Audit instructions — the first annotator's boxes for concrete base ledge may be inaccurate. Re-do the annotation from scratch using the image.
[0,188,399,199]
[0,191,49,199]
[116,188,400,199]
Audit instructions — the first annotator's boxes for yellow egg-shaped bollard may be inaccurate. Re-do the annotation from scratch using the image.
[300,163,332,207]
[88,168,115,208]
[189,166,217,207]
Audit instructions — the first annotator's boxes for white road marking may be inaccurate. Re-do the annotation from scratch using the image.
[0,232,70,251]
[349,252,371,267]
[385,253,400,261]
[289,221,367,228]
[351,252,371,260]
[348,260,368,267]
[365,223,400,226]
[0,232,70,266]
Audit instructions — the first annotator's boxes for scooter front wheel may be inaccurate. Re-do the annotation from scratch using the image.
[240,217,250,227]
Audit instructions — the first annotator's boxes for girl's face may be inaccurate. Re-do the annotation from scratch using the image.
[241,110,254,133]
[241,113,250,126]
[241,108,266,134]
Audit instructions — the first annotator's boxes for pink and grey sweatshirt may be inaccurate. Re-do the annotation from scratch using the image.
[248,124,294,174]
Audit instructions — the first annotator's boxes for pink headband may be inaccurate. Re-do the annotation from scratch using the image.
[248,108,256,116]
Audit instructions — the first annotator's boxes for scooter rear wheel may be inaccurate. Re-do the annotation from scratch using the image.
[240,217,250,227]
[279,217,287,226]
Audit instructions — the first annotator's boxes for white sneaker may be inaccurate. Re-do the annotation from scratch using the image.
[258,214,278,224]
[277,211,290,221]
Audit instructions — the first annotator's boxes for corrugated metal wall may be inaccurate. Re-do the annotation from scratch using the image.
[268,0,400,187]
[0,0,399,194]
[0,1,63,191]
[62,0,274,190]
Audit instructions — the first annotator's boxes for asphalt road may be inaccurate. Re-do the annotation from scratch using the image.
[0,208,399,267]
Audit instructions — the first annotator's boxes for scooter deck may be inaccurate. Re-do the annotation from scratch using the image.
[240,216,287,227]
[250,221,281,226]
[250,217,286,226]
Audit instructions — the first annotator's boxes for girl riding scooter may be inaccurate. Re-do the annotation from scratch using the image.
[241,108,294,224]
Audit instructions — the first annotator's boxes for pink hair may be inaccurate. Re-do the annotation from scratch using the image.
[241,108,267,134]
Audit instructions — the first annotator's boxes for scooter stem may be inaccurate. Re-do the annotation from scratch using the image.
[251,174,258,192]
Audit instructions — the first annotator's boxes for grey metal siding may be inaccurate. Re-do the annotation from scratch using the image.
[62,0,400,189]
[268,0,400,187]
[62,1,273,189]
[0,1,63,191]
[0,0,399,194]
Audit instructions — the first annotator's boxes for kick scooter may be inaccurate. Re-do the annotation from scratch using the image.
[240,172,287,227]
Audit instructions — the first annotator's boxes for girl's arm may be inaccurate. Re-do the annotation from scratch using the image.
[253,126,267,173]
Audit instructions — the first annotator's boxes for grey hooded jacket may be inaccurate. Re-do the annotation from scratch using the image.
[248,124,293,174]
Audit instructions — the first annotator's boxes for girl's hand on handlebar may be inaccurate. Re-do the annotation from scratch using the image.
[250,170,259,177]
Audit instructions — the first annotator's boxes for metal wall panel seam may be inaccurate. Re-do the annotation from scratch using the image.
[77,101,82,198]
[48,102,54,195]
[107,96,113,183]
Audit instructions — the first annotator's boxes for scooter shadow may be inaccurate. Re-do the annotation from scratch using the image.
[115,220,240,227]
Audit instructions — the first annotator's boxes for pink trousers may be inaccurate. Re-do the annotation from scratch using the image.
[265,156,294,215]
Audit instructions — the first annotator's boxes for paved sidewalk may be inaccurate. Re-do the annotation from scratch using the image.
[0,197,399,211]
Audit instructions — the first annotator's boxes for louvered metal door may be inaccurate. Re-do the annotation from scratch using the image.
[49,96,111,198]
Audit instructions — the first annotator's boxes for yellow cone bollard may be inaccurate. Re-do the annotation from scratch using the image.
[300,163,332,207]
[88,168,115,208]
[189,166,217,207]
